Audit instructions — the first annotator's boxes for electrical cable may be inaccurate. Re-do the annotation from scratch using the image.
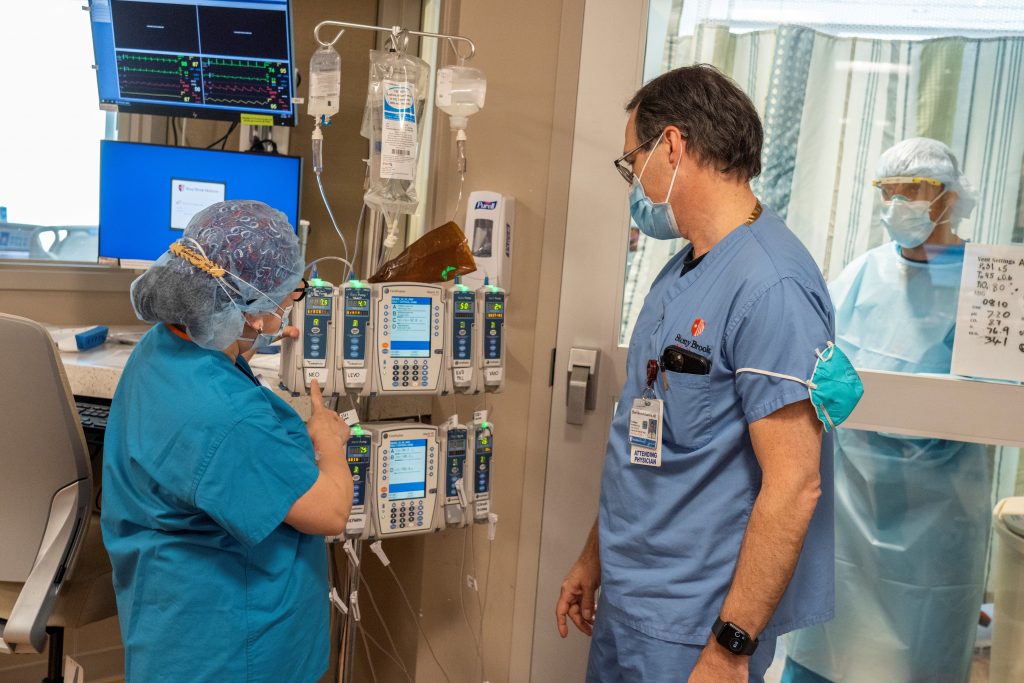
[385,564,454,683]
[206,121,238,150]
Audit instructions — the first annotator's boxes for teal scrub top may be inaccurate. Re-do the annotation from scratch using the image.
[599,206,836,645]
[101,324,328,683]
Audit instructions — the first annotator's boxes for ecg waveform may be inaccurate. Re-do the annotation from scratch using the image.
[202,58,291,111]
[116,51,203,103]
[115,52,290,113]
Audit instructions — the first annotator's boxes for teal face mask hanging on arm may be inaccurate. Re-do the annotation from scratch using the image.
[736,342,865,431]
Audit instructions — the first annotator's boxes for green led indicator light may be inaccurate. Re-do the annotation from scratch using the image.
[352,425,364,437]
[481,422,490,430]
[350,279,365,288]
[310,277,327,287]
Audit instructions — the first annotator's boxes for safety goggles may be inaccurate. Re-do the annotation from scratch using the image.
[871,176,943,201]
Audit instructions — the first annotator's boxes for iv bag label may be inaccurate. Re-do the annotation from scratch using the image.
[436,69,454,106]
[309,71,340,99]
[381,80,418,181]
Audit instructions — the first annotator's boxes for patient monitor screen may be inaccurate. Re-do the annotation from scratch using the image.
[390,297,431,358]
[388,439,427,501]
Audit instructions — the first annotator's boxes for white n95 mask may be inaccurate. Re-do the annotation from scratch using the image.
[881,196,936,249]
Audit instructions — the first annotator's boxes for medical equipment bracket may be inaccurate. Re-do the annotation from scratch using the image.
[313,20,477,62]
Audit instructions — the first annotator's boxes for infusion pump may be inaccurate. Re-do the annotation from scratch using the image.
[366,423,440,539]
[280,281,505,398]
[279,278,337,394]
[322,419,496,540]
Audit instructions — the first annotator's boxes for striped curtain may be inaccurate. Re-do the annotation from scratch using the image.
[688,23,1024,278]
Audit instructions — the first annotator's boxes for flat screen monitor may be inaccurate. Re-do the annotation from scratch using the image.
[88,0,297,125]
[99,140,301,263]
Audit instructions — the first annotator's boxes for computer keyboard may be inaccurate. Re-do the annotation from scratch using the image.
[75,399,110,432]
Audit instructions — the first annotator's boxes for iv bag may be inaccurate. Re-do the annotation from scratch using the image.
[307,45,341,123]
[368,221,477,284]
[361,49,430,228]
[436,65,486,131]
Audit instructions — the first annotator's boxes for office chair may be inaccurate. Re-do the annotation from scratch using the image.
[0,313,117,682]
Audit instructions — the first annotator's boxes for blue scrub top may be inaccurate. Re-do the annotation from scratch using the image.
[101,324,328,683]
[599,206,836,645]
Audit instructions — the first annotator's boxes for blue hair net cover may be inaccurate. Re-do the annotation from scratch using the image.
[130,200,304,351]
[876,137,977,222]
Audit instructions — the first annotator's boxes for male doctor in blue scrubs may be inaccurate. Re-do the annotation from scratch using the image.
[555,65,837,682]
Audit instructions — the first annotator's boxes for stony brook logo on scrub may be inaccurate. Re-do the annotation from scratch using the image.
[691,318,706,337]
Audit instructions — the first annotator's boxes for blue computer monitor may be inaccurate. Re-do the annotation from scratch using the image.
[88,0,297,126]
[99,140,302,262]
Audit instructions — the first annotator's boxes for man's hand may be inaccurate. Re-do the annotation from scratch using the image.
[555,520,601,638]
[687,640,747,683]
[306,379,349,456]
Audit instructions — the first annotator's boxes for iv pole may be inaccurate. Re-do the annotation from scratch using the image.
[314,22,477,683]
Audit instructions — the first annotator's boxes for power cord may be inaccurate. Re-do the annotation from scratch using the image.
[206,121,239,150]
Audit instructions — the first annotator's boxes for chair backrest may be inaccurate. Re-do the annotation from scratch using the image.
[0,313,92,653]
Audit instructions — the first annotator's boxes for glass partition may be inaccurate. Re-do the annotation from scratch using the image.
[629,2,1024,681]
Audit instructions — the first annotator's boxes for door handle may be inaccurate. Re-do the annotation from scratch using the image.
[566,348,599,425]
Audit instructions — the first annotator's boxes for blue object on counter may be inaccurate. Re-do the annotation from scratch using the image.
[75,326,109,350]
[255,345,281,354]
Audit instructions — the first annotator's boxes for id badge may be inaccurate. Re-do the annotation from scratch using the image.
[629,398,663,467]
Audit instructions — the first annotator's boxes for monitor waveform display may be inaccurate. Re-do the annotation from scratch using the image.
[202,58,291,111]
[116,51,202,104]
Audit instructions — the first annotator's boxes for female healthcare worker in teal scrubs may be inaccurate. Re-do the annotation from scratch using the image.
[101,201,353,683]
[782,139,991,682]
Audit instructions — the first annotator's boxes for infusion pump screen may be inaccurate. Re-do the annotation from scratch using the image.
[388,439,427,500]
[390,297,431,358]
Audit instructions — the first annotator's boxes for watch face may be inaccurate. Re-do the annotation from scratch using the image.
[729,637,744,652]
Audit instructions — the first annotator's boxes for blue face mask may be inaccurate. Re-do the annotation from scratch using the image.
[628,132,682,240]
[736,342,864,431]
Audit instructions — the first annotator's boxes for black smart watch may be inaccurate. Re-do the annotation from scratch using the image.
[712,617,759,656]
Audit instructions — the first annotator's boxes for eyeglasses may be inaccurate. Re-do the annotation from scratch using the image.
[293,278,309,301]
[613,134,659,184]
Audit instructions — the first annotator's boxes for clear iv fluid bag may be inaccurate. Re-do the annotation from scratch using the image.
[308,45,341,122]
[361,49,430,228]
[436,65,487,131]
